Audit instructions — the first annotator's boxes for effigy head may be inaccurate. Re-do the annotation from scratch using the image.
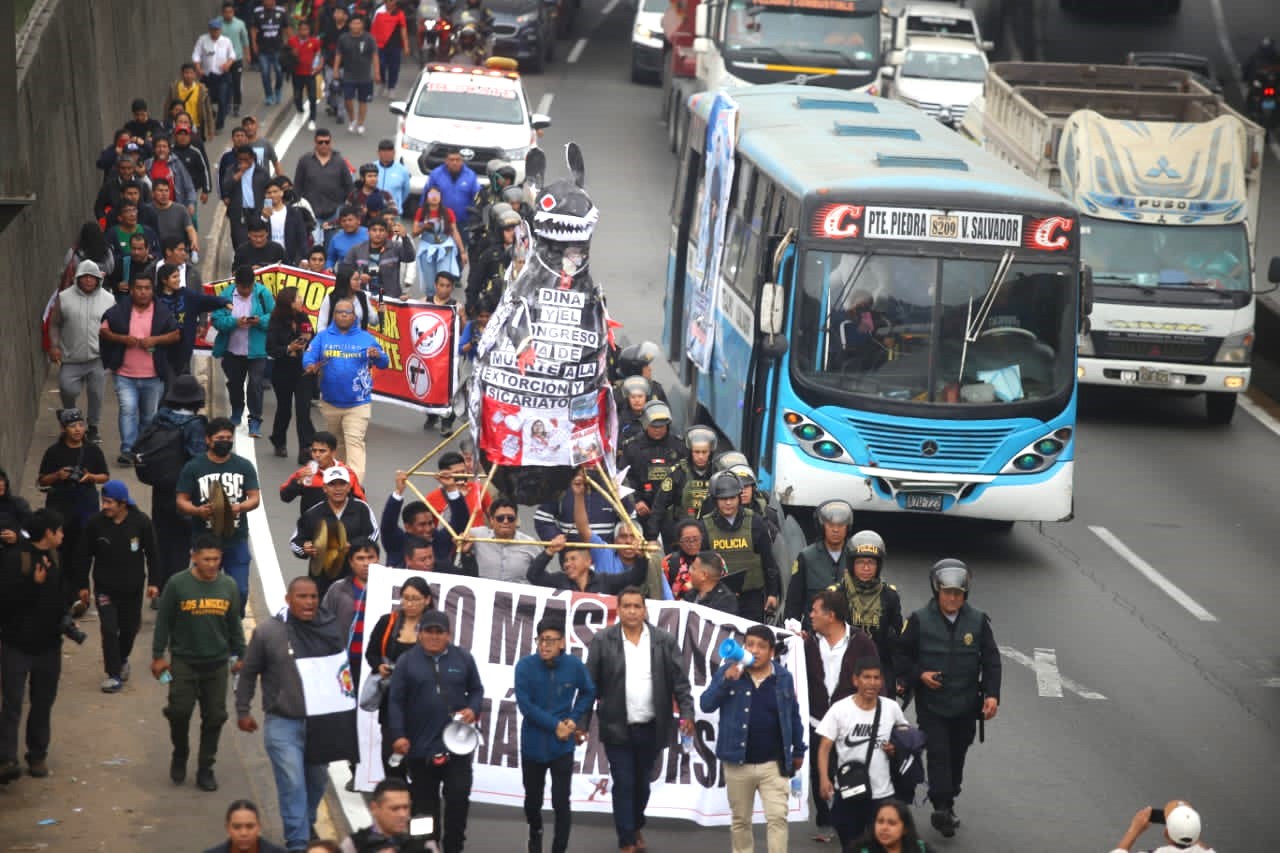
[526,143,598,245]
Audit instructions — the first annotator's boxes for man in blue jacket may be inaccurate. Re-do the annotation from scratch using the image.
[211,265,274,437]
[302,296,388,482]
[424,149,479,244]
[700,624,807,853]
[387,610,484,853]
[514,615,596,853]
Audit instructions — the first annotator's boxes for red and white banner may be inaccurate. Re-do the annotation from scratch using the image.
[198,263,457,413]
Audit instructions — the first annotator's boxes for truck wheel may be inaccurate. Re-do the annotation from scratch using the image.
[1206,392,1237,424]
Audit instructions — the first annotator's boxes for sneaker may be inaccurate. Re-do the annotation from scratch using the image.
[120,661,131,682]
[274,444,288,457]
[527,832,543,853]
[308,120,316,131]
[116,453,134,466]
[27,758,48,778]
[423,414,438,430]
[357,125,366,135]
[348,122,357,133]
[195,766,218,792]
[87,425,102,444]
[100,677,123,693]
[439,415,456,435]
[0,760,22,784]
[931,808,957,838]
[170,752,187,785]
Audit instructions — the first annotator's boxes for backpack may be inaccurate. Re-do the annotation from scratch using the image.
[132,419,190,489]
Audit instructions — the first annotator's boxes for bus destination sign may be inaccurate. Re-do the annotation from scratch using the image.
[752,0,859,12]
[809,204,1074,251]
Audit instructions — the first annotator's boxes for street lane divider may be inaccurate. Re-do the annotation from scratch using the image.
[1088,526,1218,622]
[999,645,1107,700]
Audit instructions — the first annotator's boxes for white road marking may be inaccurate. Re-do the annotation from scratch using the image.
[1207,0,1280,160]
[567,38,588,64]
[602,0,623,16]
[1089,526,1218,622]
[234,430,287,618]
[1262,677,1280,688]
[1239,395,1280,440]
[999,646,1107,700]
[537,92,555,116]
[1033,647,1065,698]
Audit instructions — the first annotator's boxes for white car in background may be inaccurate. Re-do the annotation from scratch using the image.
[883,2,992,129]
[390,63,552,202]
[630,0,667,83]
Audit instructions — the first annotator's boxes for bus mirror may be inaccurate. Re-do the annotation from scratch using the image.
[760,282,785,336]
[1079,265,1094,331]
[1268,256,1280,284]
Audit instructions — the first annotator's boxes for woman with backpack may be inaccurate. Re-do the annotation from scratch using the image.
[266,286,317,462]
[852,801,934,853]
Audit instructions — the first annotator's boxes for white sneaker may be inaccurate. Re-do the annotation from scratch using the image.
[357,125,366,135]
[307,120,316,131]
[100,677,123,693]
[120,661,131,682]
[348,122,357,133]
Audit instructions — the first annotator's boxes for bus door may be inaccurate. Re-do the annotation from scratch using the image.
[662,115,706,379]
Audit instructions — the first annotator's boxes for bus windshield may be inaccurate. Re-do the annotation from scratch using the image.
[1082,218,1251,300]
[724,1,881,65]
[793,251,1076,406]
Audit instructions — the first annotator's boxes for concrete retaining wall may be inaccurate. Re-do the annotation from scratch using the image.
[0,0,217,473]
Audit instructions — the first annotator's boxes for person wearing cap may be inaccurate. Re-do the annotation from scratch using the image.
[898,559,1001,839]
[46,261,118,444]
[514,615,596,853]
[213,265,276,437]
[192,16,238,133]
[36,408,110,588]
[649,425,717,544]
[99,269,180,466]
[77,480,159,693]
[148,376,211,600]
[344,214,414,299]
[386,609,484,852]
[374,138,411,214]
[619,399,680,531]
[281,431,367,515]
[170,121,214,218]
[681,550,738,615]
[124,98,166,146]
[169,62,217,140]
[784,500,854,631]
[1111,801,1214,853]
[289,465,379,599]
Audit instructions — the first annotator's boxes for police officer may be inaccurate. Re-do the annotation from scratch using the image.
[613,341,669,404]
[616,376,653,448]
[783,499,853,630]
[834,530,903,697]
[698,458,779,544]
[621,401,682,538]
[466,202,520,312]
[700,470,780,623]
[898,559,1001,839]
[649,425,716,543]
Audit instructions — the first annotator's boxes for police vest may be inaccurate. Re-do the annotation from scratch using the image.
[677,461,710,518]
[914,602,986,720]
[795,543,842,613]
[703,509,763,592]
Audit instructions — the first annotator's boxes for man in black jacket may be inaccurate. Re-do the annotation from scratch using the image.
[76,480,159,693]
[0,510,71,783]
[289,465,379,598]
[526,537,648,594]
[222,145,270,252]
[585,588,695,853]
[681,550,738,615]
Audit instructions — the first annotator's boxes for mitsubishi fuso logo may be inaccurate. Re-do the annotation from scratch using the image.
[1146,156,1181,179]
[921,440,939,457]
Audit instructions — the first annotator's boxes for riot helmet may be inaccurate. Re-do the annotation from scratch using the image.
[929,558,971,596]
[816,499,854,530]
[726,463,756,489]
[709,470,744,500]
[617,341,662,377]
[640,400,672,429]
[485,158,510,182]
[685,425,717,451]
[496,206,523,229]
[500,185,525,206]
[620,375,651,402]
[713,450,750,472]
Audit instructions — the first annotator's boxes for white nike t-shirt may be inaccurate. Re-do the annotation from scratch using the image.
[815,696,907,800]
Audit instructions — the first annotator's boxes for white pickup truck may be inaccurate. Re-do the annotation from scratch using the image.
[964,62,1275,423]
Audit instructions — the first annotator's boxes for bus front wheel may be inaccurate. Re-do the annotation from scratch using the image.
[1206,392,1237,425]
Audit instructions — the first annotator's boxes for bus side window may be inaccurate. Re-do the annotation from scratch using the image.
[738,179,770,306]
[722,160,754,287]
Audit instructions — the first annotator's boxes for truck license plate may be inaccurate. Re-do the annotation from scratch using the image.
[1138,367,1170,385]
[904,493,944,512]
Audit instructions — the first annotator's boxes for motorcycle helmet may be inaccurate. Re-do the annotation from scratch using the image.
[458,21,479,44]
[726,463,756,489]
[816,499,854,529]
[620,375,651,401]
[485,158,510,182]
[847,530,885,567]
[713,450,749,472]
[685,425,718,451]
[708,470,744,500]
[640,400,672,429]
[493,164,518,187]
[1165,803,1201,848]
[929,558,971,596]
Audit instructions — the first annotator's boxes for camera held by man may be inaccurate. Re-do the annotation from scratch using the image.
[1110,800,1214,853]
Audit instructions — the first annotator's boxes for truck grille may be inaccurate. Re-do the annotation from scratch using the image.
[846,417,1015,473]
[909,99,967,121]
[1091,332,1221,364]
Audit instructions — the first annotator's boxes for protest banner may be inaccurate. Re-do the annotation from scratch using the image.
[686,92,737,373]
[198,263,457,413]
[355,565,811,826]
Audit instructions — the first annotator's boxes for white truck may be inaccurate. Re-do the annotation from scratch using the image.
[965,62,1274,423]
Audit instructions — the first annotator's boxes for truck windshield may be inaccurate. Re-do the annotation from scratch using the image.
[793,251,1076,406]
[725,1,881,65]
[1083,218,1251,296]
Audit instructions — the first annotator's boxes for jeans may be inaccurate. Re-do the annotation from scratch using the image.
[603,721,659,848]
[258,50,283,100]
[917,707,977,811]
[152,485,190,592]
[379,42,404,90]
[221,537,252,617]
[222,353,266,426]
[96,589,143,679]
[292,73,318,119]
[202,72,230,131]
[264,714,330,849]
[0,644,61,764]
[164,657,229,770]
[407,754,473,853]
[319,400,372,483]
[59,359,106,428]
[270,363,316,452]
[522,752,574,853]
[724,761,790,853]
[113,374,165,454]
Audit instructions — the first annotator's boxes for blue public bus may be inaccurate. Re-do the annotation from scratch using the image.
[662,85,1089,526]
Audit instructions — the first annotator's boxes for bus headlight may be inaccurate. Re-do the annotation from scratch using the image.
[1001,427,1072,475]
[1215,329,1254,364]
[783,411,854,465]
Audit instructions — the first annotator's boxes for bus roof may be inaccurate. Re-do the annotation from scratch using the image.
[688,85,1073,216]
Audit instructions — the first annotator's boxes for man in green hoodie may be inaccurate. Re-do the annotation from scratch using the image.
[151,534,245,793]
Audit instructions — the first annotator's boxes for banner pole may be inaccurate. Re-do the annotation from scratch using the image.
[457,460,499,540]
[585,463,646,544]
[403,423,470,478]
[402,477,461,541]
[458,535,660,553]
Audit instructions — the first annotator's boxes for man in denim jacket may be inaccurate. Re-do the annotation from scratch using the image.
[701,625,806,853]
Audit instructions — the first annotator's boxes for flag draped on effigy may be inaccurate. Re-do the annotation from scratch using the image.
[469,143,618,504]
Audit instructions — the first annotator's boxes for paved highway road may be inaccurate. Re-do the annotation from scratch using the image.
[244,2,1277,848]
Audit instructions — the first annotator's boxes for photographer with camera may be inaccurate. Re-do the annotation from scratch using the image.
[0,509,73,783]
[344,217,414,301]
[340,778,422,853]
[1111,801,1214,853]
[36,408,110,600]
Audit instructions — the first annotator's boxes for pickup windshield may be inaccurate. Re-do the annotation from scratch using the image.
[1083,218,1251,301]
[901,49,987,82]
[725,1,881,64]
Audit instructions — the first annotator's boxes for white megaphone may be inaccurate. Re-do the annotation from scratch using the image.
[719,637,754,669]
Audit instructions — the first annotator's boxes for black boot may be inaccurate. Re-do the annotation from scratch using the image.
[527,830,543,853]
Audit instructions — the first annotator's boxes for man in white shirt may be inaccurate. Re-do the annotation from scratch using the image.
[191,18,237,133]
[1111,801,1215,853]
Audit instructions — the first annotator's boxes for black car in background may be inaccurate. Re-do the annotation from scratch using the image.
[489,0,555,72]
